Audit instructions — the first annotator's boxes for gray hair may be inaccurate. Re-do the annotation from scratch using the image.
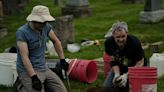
[111,21,128,33]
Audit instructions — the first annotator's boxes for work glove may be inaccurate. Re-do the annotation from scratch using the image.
[117,73,128,87]
[112,73,120,86]
[60,59,69,71]
[31,75,42,91]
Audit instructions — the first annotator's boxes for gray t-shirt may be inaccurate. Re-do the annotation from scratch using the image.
[16,22,51,74]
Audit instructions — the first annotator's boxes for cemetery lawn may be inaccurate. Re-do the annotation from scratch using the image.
[0,0,164,91]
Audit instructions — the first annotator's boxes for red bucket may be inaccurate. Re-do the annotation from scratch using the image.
[128,67,157,73]
[68,59,97,83]
[128,67,157,92]
[103,52,111,77]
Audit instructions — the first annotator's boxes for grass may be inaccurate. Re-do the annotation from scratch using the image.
[0,0,164,91]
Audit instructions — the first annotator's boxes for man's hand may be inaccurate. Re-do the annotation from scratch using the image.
[60,59,69,71]
[112,73,120,86]
[31,75,42,91]
[117,73,128,87]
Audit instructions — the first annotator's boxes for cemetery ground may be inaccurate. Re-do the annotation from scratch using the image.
[0,0,164,91]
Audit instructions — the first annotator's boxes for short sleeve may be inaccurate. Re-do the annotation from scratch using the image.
[16,30,27,42]
[104,37,114,55]
[45,23,53,36]
[132,42,144,62]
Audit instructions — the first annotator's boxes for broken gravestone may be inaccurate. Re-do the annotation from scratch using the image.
[53,15,75,48]
[62,0,92,18]
[139,0,164,23]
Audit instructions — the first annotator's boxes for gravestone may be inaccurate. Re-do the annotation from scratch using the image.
[144,0,161,11]
[53,15,74,48]
[139,0,164,23]
[1,0,28,15]
[62,0,92,18]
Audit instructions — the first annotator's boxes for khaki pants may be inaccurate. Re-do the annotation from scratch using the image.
[16,69,67,92]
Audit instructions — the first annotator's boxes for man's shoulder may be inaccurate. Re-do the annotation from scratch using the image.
[128,35,140,41]
[106,36,114,42]
[105,36,115,47]
[17,23,29,32]
[127,35,141,46]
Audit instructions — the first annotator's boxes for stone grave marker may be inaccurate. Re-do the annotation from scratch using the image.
[139,0,164,23]
[144,0,161,11]
[62,0,92,18]
[1,0,28,15]
[53,15,74,48]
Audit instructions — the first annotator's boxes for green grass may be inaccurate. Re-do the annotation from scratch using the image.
[0,0,164,91]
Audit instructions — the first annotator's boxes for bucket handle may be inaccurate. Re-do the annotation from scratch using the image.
[68,59,77,76]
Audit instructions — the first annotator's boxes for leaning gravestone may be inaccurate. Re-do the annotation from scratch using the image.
[53,15,74,48]
[139,0,164,23]
[62,0,92,18]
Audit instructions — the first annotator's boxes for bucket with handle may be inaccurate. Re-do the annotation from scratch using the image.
[103,52,111,77]
[68,59,97,83]
[128,67,157,92]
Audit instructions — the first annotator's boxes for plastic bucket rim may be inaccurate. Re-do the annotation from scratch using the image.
[69,60,97,83]
[85,61,97,83]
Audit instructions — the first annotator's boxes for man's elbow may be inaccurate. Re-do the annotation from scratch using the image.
[135,58,144,67]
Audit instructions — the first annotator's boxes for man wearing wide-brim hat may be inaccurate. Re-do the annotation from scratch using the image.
[15,5,68,92]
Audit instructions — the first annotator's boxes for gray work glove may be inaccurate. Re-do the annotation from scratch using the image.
[31,75,42,91]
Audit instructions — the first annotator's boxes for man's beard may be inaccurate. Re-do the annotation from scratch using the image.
[117,41,126,49]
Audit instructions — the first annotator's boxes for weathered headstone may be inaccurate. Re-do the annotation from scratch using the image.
[144,0,161,11]
[139,0,164,23]
[53,15,74,48]
[62,0,92,18]
[1,0,27,15]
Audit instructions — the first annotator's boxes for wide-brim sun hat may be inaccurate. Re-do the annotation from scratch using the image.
[26,5,55,23]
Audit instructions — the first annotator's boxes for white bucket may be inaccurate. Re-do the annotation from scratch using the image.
[149,53,164,77]
[0,53,17,86]
[12,64,18,83]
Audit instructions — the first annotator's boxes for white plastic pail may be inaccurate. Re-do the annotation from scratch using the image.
[0,53,17,86]
[149,53,164,77]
